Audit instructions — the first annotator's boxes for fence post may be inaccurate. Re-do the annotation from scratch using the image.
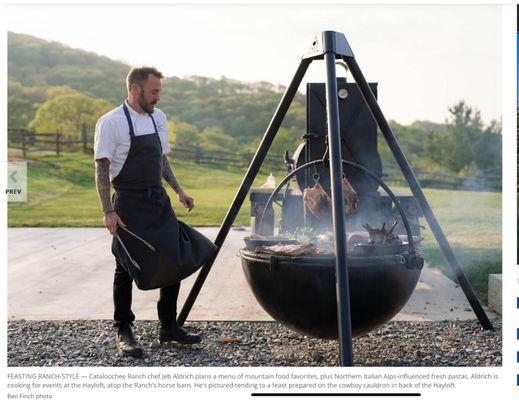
[56,129,61,156]
[82,123,88,153]
[21,129,27,159]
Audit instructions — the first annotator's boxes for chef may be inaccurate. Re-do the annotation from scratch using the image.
[94,66,216,358]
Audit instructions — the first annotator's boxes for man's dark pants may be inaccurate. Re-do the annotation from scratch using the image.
[113,260,180,326]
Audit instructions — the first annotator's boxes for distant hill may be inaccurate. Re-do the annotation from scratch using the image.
[8,32,128,104]
[7,31,305,151]
[7,31,500,179]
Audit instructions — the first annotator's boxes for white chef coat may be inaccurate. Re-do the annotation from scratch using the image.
[94,101,171,181]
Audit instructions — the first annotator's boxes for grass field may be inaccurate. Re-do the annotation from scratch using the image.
[8,152,501,303]
[8,152,264,227]
[418,189,501,304]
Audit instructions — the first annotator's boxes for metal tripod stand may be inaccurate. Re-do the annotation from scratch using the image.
[178,30,493,367]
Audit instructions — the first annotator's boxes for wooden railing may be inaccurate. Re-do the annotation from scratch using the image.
[7,126,501,192]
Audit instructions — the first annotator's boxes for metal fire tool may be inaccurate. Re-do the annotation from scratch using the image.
[119,225,156,252]
[115,235,142,271]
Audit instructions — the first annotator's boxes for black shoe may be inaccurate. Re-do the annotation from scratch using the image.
[116,324,143,358]
[159,322,202,344]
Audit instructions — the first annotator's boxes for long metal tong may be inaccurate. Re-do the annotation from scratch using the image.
[115,235,142,271]
[119,226,156,252]
[115,227,157,272]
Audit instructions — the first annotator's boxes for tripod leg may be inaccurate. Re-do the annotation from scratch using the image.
[324,51,354,366]
[344,56,493,330]
[177,58,312,326]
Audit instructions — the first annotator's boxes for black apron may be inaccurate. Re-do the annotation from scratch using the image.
[111,103,217,290]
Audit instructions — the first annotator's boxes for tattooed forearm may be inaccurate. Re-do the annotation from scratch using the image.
[162,155,182,193]
[95,158,113,213]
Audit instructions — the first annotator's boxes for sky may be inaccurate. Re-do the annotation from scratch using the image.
[3,4,502,125]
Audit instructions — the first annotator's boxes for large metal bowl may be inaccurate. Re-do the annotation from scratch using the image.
[241,249,423,339]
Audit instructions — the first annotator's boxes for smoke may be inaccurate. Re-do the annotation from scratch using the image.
[417,185,501,299]
[461,171,501,192]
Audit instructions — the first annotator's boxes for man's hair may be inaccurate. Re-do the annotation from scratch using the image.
[126,66,163,91]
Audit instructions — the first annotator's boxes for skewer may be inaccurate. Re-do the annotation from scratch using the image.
[388,221,398,234]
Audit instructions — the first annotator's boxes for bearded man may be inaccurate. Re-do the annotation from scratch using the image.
[94,66,215,358]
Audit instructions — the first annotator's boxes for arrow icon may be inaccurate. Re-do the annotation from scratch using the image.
[10,170,18,183]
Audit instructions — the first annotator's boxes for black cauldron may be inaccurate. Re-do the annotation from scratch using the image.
[241,250,423,339]
[244,158,424,339]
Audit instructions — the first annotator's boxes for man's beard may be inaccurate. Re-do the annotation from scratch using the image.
[138,90,156,114]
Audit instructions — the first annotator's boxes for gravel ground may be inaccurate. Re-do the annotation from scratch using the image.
[8,319,501,367]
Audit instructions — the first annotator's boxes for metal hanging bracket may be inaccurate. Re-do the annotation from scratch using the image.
[303,31,354,60]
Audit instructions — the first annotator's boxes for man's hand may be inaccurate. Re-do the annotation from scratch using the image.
[104,211,126,235]
[178,191,195,211]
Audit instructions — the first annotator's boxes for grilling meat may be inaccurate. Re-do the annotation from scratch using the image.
[303,179,359,219]
[342,177,359,214]
[303,183,332,219]
[256,243,317,256]
[362,221,402,245]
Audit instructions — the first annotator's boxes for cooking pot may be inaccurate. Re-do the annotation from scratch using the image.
[243,159,423,339]
[241,250,423,338]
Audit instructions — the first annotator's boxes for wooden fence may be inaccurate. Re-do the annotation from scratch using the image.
[7,127,501,192]
[7,126,286,173]
[8,125,90,158]
[383,168,501,192]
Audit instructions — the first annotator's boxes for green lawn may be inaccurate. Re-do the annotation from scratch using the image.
[8,152,501,304]
[417,188,501,304]
[8,152,264,227]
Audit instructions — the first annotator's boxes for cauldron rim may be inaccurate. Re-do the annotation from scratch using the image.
[240,248,420,269]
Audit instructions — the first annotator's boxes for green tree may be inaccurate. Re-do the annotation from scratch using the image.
[45,85,81,99]
[172,120,200,147]
[8,81,84,129]
[199,127,238,152]
[8,80,48,104]
[443,101,484,173]
[472,119,501,174]
[29,93,113,135]
[424,130,446,166]
[8,96,36,128]
[422,101,501,175]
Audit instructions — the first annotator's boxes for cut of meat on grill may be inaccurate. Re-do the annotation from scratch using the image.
[362,221,402,245]
[255,243,317,256]
[303,183,332,219]
[342,177,359,214]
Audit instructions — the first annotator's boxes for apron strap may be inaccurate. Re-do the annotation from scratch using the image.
[149,113,163,155]
[122,103,163,154]
[122,103,135,138]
